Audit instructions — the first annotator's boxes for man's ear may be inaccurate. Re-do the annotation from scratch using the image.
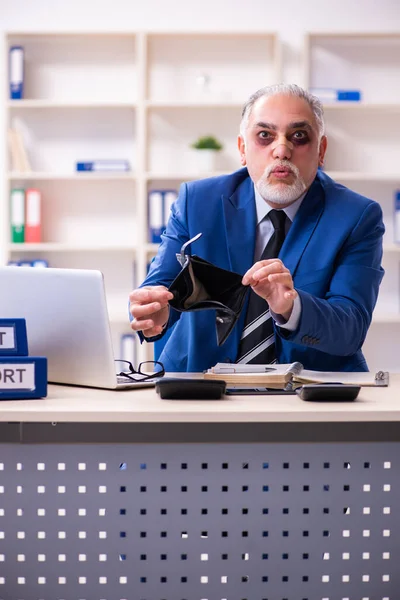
[318,135,327,167]
[238,135,247,166]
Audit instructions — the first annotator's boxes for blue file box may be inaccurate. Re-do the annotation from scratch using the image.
[0,356,47,400]
[0,319,29,356]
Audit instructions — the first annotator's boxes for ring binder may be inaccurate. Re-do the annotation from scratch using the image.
[9,46,24,100]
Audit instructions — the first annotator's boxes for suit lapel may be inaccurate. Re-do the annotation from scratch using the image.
[222,175,257,275]
[280,177,325,277]
[221,173,324,277]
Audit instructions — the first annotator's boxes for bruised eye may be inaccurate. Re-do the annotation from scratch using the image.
[258,131,273,142]
[291,130,309,143]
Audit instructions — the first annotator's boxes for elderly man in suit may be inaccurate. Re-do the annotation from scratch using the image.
[129,83,384,372]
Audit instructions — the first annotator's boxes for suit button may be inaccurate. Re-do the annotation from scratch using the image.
[301,335,309,343]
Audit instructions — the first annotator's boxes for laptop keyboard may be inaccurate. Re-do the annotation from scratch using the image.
[116,374,157,386]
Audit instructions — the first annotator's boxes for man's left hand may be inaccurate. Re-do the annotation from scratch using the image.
[242,258,297,320]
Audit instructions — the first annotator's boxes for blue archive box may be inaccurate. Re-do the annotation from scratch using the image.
[0,356,47,400]
[0,319,29,356]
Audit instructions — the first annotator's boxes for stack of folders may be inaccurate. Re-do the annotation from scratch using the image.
[204,362,389,389]
[10,188,41,244]
[7,260,49,268]
[0,318,47,400]
[148,189,179,243]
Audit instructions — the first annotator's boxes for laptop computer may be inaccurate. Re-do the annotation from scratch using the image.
[0,267,157,390]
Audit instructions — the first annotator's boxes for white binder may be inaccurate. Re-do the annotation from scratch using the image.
[148,191,163,243]
[9,46,24,99]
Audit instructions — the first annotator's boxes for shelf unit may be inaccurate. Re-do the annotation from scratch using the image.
[3,31,281,364]
[7,31,398,371]
[305,32,400,371]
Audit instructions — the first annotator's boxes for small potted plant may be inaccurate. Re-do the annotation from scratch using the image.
[191,135,223,172]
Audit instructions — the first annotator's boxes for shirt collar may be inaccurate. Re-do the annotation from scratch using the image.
[254,185,306,225]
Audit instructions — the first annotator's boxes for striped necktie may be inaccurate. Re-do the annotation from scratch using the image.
[236,209,288,364]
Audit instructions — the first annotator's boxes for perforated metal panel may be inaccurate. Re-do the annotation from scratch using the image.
[0,442,399,600]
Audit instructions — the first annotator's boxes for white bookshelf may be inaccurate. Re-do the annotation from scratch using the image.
[4,31,281,364]
[8,100,137,108]
[305,32,400,371]
[8,243,137,251]
[145,32,281,103]
[8,172,136,181]
[318,103,400,111]
[326,172,400,183]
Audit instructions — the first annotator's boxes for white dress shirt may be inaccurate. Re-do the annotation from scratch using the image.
[253,186,305,331]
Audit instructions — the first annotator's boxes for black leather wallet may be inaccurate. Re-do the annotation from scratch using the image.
[156,378,226,400]
[168,254,248,345]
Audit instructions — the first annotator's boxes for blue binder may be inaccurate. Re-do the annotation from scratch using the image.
[120,334,136,365]
[0,356,47,400]
[162,189,178,228]
[32,259,49,268]
[310,87,361,103]
[336,90,361,102]
[0,319,29,356]
[394,190,400,244]
[9,46,24,100]
[76,160,130,172]
[148,190,164,243]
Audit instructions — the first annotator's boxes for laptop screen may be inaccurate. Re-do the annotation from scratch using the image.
[0,267,124,388]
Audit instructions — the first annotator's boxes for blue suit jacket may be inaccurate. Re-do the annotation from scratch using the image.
[141,168,384,372]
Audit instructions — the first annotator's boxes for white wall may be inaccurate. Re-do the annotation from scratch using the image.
[2,0,400,35]
[2,0,400,77]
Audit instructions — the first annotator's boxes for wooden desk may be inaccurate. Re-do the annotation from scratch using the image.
[0,373,399,423]
[0,376,399,598]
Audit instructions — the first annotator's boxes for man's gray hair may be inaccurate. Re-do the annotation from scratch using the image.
[240,83,325,140]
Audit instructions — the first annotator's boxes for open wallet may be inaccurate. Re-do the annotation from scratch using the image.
[168,233,249,345]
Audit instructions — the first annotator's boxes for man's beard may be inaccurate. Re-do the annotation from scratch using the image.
[256,160,307,204]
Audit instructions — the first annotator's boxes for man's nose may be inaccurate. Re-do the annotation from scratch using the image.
[272,136,292,160]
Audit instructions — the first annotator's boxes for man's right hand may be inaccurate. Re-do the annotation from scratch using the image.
[129,286,173,338]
